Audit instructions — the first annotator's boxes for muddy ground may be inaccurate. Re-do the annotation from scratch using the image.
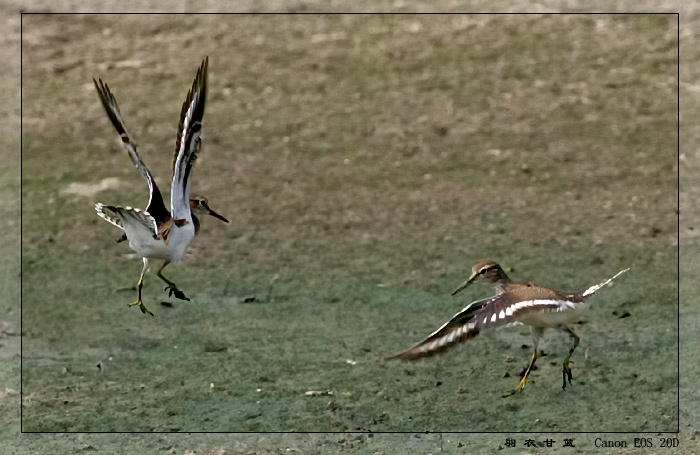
[8,3,692,454]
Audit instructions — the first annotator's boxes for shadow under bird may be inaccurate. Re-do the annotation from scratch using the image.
[93,57,228,316]
[383,260,628,397]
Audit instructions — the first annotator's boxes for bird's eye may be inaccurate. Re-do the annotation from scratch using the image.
[480,269,486,275]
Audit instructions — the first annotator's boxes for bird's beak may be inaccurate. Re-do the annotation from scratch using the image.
[206,207,229,223]
[451,272,478,296]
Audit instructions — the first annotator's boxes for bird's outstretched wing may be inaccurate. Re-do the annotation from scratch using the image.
[93,78,171,225]
[382,291,570,361]
[582,268,629,297]
[170,57,208,222]
[381,297,492,361]
[95,203,158,239]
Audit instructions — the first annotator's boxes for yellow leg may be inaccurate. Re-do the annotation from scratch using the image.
[156,262,190,301]
[127,258,154,316]
[503,351,538,398]
[562,327,580,390]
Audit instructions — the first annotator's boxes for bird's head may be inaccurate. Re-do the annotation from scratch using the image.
[451,260,509,296]
[190,196,229,223]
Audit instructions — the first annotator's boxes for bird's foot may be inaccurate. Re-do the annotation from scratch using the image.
[562,360,573,390]
[128,300,154,317]
[503,373,531,398]
[164,284,190,301]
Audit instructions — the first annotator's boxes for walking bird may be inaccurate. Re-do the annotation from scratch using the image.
[93,57,228,316]
[384,260,628,396]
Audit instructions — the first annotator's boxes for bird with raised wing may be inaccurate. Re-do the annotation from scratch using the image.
[94,57,228,316]
[384,260,628,396]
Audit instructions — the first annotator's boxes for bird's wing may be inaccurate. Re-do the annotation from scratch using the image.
[95,203,124,230]
[93,78,171,225]
[170,57,208,222]
[466,291,565,329]
[382,296,492,361]
[95,204,158,238]
[383,290,574,361]
[582,268,629,297]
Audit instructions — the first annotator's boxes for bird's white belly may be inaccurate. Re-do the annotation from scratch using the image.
[123,220,195,262]
[517,300,590,328]
[124,226,168,259]
[165,222,195,264]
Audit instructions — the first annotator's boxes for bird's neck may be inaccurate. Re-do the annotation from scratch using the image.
[490,271,511,295]
[492,279,510,295]
[192,213,200,235]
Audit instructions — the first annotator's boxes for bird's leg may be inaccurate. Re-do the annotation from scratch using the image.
[127,258,154,316]
[562,326,580,390]
[156,262,190,301]
[503,326,542,398]
[503,351,538,398]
